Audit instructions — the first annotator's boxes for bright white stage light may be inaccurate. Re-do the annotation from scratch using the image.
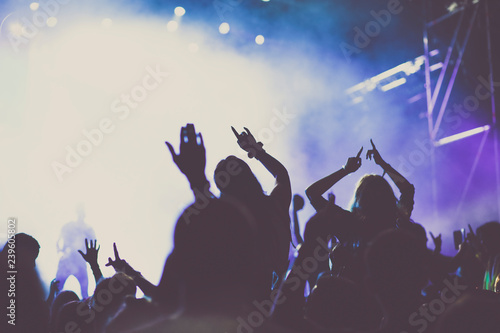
[435,125,491,147]
[255,35,265,45]
[447,2,458,12]
[47,17,58,28]
[167,20,178,32]
[219,22,230,34]
[30,2,40,11]
[380,78,406,92]
[174,6,186,17]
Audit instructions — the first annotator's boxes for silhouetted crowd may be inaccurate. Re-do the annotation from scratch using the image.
[2,124,500,333]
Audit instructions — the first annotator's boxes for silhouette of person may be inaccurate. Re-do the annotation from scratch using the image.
[55,205,95,299]
[0,233,50,333]
[214,127,292,285]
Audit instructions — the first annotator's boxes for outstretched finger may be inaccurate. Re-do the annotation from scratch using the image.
[78,250,85,258]
[243,127,253,136]
[105,257,113,266]
[85,238,88,249]
[96,244,100,252]
[165,142,177,158]
[113,242,120,260]
[370,139,377,150]
[429,231,435,240]
[231,126,240,139]
[356,147,363,158]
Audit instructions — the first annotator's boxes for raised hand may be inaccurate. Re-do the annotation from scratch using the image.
[430,232,442,253]
[343,147,363,173]
[105,242,126,271]
[366,139,386,166]
[46,278,61,305]
[49,279,60,295]
[327,192,336,204]
[466,224,486,256]
[231,126,264,159]
[78,239,100,265]
[105,243,140,277]
[165,124,206,182]
[293,194,305,212]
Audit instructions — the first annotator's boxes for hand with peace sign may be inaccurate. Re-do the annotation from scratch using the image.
[343,147,363,174]
[231,126,264,159]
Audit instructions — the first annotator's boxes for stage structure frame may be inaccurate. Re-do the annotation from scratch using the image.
[422,0,499,222]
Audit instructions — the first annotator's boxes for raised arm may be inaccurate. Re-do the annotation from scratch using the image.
[231,126,291,209]
[305,147,363,211]
[105,243,158,298]
[366,139,414,193]
[366,139,415,216]
[291,194,305,248]
[46,279,60,307]
[78,239,103,283]
[165,124,214,201]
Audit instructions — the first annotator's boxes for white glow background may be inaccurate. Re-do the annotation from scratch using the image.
[0,0,371,297]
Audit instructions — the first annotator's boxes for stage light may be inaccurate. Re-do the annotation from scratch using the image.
[174,6,185,17]
[262,0,270,2]
[101,18,113,28]
[47,17,58,28]
[380,78,407,92]
[345,49,440,102]
[188,43,199,53]
[167,20,178,32]
[429,62,443,71]
[447,2,458,12]
[255,35,265,45]
[30,2,39,11]
[435,125,490,147]
[8,22,24,36]
[352,96,364,104]
[219,22,230,34]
